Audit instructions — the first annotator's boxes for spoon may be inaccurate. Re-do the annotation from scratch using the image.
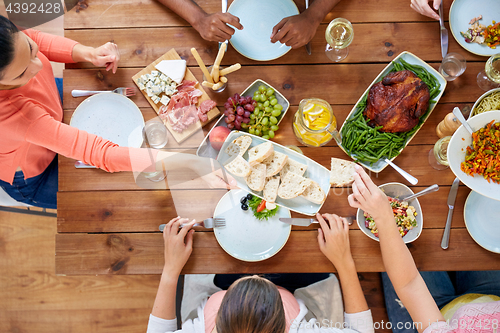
[452,107,474,135]
[384,158,418,185]
[400,184,439,202]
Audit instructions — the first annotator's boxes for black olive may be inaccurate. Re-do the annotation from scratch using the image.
[246,193,253,200]
[240,197,247,204]
[241,204,248,210]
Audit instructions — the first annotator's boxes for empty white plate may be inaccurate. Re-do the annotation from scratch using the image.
[213,189,291,262]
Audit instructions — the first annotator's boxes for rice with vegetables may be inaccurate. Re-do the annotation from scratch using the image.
[461,120,500,184]
[364,197,418,238]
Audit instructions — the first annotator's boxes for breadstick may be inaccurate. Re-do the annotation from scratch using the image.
[220,76,227,83]
[212,82,224,91]
[190,47,213,83]
[219,63,241,76]
[202,81,214,88]
[211,43,226,83]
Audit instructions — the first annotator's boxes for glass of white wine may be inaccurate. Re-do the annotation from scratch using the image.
[477,53,500,91]
[325,18,354,62]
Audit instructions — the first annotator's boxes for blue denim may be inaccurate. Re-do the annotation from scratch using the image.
[0,156,58,209]
[55,77,63,103]
[381,271,500,333]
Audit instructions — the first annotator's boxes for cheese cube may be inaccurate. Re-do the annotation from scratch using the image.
[160,95,170,106]
[151,70,159,77]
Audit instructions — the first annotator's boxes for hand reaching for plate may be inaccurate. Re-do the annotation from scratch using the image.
[410,0,441,20]
[270,13,319,49]
[193,12,244,43]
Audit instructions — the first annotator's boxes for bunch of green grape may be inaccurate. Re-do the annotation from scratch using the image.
[243,85,283,139]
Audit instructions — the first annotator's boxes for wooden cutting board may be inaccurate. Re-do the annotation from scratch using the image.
[132,48,220,143]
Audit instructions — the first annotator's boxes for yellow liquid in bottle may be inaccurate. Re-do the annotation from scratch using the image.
[293,102,337,147]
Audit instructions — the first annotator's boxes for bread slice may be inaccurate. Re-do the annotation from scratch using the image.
[224,155,251,177]
[277,172,312,200]
[263,151,288,177]
[280,159,307,179]
[225,135,252,156]
[263,176,280,203]
[301,180,326,205]
[245,164,266,191]
[247,142,273,166]
[330,157,356,187]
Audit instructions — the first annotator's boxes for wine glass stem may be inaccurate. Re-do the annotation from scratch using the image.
[325,44,349,62]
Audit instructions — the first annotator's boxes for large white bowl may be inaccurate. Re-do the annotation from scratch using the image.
[356,183,423,243]
[448,110,500,201]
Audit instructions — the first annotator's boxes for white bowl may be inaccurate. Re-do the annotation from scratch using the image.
[448,110,500,201]
[356,182,423,243]
[470,88,500,118]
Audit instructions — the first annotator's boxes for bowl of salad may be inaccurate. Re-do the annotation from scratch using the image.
[356,182,423,243]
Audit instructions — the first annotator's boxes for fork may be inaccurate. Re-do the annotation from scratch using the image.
[159,217,226,231]
[71,87,135,97]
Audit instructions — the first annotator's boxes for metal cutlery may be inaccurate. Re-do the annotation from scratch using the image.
[219,0,228,49]
[72,87,135,98]
[400,184,439,202]
[279,216,354,227]
[159,217,226,231]
[441,177,460,249]
[74,160,96,169]
[438,0,448,58]
[304,0,312,55]
[384,158,418,185]
[452,107,474,135]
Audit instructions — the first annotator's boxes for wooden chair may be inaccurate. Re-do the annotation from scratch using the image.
[0,186,57,217]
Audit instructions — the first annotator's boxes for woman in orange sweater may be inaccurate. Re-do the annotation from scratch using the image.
[0,16,233,209]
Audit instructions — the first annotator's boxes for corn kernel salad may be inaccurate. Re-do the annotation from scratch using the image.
[364,197,417,238]
[461,120,500,184]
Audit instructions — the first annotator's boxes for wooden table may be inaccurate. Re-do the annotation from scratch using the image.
[57,0,500,275]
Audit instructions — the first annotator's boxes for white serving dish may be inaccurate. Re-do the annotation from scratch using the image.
[196,79,290,158]
[356,182,423,243]
[213,189,291,262]
[217,131,330,216]
[338,51,447,173]
[448,110,500,201]
[470,87,500,118]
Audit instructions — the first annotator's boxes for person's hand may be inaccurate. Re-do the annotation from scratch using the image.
[317,213,354,269]
[347,165,393,224]
[89,42,120,74]
[193,12,243,43]
[198,168,238,190]
[410,0,441,20]
[270,13,319,48]
[162,217,195,275]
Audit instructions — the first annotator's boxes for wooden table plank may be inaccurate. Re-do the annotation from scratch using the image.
[55,228,500,275]
[56,185,470,233]
[64,22,485,69]
[62,63,486,110]
[64,0,448,30]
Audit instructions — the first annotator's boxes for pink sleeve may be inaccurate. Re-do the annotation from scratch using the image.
[23,104,157,173]
[23,29,78,63]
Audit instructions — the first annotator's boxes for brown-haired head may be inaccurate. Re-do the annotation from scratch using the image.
[215,275,286,333]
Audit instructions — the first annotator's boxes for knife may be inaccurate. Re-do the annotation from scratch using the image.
[279,217,353,227]
[219,0,228,50]
[438,0,448,58]
[441,177,459,249]
[304,0,312,55]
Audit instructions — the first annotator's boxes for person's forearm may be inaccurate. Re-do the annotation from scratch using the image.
[155,151,207,173]
[305,0,341,23]
[151,269,179,320]
[71,43,94,63]
[157,0,207,27]
[336,260,369,314]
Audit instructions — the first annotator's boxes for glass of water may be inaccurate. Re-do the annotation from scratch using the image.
[142,118,168,182]
[439,53,466,81]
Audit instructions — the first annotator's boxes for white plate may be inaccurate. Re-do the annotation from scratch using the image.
[464,191,500,253]
[356,183,423,243]
[448,110,500,201]
[218,132,331,216]
[213,189,291,262]
[449,0,500,57]
[338,51,447,173]
[228,0,299,61]
[70,93,145,148]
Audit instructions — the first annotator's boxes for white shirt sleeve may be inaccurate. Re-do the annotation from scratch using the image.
[344,310,374,333]
[146,314,179,333]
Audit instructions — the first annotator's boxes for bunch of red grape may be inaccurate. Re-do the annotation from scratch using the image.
[224,93,255,130]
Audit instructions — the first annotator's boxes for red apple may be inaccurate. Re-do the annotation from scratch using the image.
[209,126,231,151]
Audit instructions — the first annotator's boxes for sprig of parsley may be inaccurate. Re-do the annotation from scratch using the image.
[247,196,279,221]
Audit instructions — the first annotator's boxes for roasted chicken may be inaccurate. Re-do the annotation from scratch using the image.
[364,70,430,133]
